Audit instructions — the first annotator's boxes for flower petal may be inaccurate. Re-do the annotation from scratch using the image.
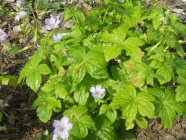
[15,15,20,21]
[45,25,51,30]
[65,123,73,131]
[89,87,95,93]
[96,84,102,89]
[60,131,69,139]
[53,120,61,128]
[52,134,58,140]
[61,116,69,125]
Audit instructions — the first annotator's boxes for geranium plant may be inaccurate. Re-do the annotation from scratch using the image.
[15,0,186,139]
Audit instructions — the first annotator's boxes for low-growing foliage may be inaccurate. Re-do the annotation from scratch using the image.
[6,0,186,139]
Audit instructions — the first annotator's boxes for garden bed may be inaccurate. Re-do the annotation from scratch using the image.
[0,0,186,139]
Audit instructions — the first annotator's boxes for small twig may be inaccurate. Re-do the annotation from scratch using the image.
[0,108,9,117]
[169,3,186,8]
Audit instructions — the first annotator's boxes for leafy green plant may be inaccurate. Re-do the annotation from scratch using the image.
[17,0,186,139]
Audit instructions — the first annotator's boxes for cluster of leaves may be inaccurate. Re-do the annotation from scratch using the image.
[15,0,186,139]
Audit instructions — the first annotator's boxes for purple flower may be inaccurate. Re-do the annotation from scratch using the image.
[15,11,27,21]
[0,29,8,42]
[52,33,70,43]
[53,116,73,140]
[45,15,61,30]
[89,84,105,99]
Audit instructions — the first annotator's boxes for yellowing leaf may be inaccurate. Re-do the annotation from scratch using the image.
[124,60,154,87]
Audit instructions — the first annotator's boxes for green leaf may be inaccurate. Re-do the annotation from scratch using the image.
[135,116,148,128]
[37,104,52,123]
[105,108,117,123]
[101,25,126,44]
[152,18,162,30]
[85,51,108,79]
[72,121,89,138]
[18,63,34,84]
[84,10,100,32]
[156,62,173,84]
[176,85,186,101]
[175,44,185,58]
[123,37,144,47]
[33,91,60,122]
[126,6,142,26]
[68,46,86,63]
[69,63,87,84]
[67,46,87,84]
[37,64,51,75]
[74,87,89,105]
[99,104,117,123]
[149,88,182,128]
[111,85,136,109]
[135,92,155,118]
[33,91,48,108]
[111,85,154,129]
[99,104,109,115]
[85,116,115,140]
[103,44,122,61]
[123,37,144,61]
[47,97,61,111]
[164,31,177,48]
[172,21,186,36]
[94,116,115,139]
[55,84,68,99]
[70,25,84,43]
[64,105,88,119]
[64,106,95,138]
[26,71,41,92]
[64,8,85,25]
[18,50,44,83]
[79,115,95,130]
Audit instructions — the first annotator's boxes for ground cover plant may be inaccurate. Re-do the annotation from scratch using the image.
[1,0,186,139]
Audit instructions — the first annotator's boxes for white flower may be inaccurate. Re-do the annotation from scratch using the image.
[53,116,73,140]
[15,11,27,21]
[119,0,125,3]
[0,29,8,42]
[45,15,61,30]
[16,0,24,7]
[52,33,70,43]
[89,84,105,99]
